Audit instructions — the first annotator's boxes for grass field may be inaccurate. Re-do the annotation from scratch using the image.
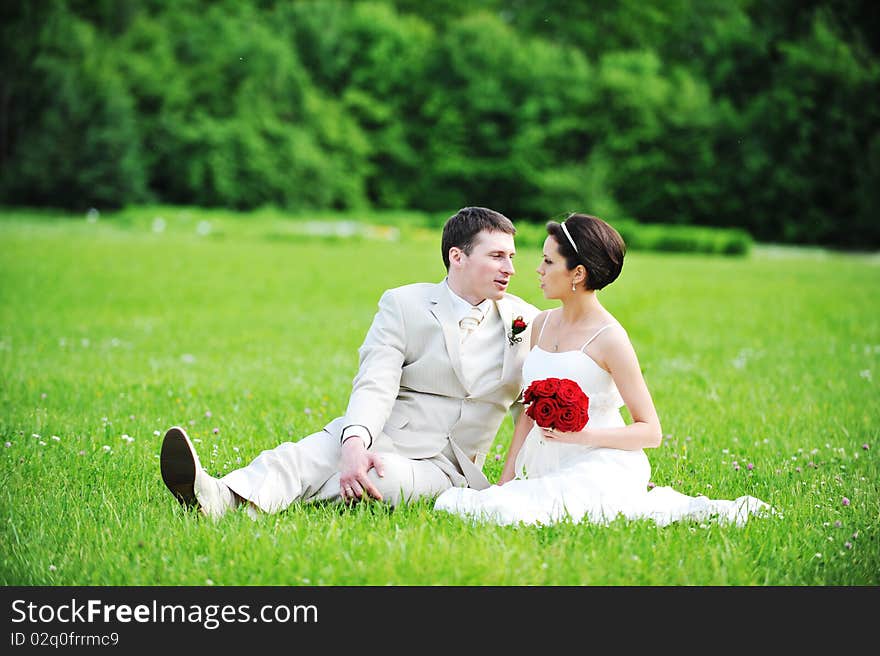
[1,207,878,585]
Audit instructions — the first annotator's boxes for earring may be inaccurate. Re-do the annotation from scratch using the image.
[571,282,576,292]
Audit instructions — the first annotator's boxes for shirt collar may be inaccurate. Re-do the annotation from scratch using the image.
[444,279,492,321]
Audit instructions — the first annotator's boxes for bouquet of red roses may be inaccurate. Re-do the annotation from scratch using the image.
[523,377,590,432]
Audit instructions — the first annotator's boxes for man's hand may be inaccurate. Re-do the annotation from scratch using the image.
[339,437,386,502]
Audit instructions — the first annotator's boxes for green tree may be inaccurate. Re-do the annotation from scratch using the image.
[1,2,148,209]
[282,1,434,208]
[736,12,880,244]
[115,0,370,210]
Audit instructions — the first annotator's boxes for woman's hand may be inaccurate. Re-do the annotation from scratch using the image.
[541,427,590,445]
[497,467,516,486]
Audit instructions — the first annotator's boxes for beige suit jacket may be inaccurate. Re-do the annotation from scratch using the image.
[324,281,539,489]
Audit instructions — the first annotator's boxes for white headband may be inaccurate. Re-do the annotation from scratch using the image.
[560,221,578,253]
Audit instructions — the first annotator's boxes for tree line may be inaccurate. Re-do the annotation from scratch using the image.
[1,0,877,247]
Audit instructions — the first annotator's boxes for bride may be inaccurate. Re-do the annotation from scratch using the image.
[434,213,771,527]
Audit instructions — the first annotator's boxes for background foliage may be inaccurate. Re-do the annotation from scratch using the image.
[1,0,878,247]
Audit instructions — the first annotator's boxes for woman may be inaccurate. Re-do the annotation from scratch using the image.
[434,213,771,526]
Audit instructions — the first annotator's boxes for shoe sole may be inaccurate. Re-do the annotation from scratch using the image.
[160,427,198,508]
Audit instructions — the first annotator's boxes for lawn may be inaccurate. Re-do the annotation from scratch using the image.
[1,207,877,585]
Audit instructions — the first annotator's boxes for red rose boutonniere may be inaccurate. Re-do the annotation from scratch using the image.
[508,315,528,346]
[524,377,589,432]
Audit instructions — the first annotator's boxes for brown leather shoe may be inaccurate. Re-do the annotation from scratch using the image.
[160,426,234,519]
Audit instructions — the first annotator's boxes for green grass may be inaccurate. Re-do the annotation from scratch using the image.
[1,207,878,585]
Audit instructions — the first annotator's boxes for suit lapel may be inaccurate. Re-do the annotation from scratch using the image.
[496,296,514,384]
[429,282,467,389]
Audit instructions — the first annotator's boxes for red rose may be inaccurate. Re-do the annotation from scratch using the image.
[578,402,590,429]
[530,377,560,398]
[556,379,584,406]
[524,377,590,432]
[555,405,587,432]
[527,397,561,428]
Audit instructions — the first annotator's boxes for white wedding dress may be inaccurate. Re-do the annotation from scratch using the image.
[434,324,772,527]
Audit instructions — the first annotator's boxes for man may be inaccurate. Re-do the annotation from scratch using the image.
[160,207,540,519]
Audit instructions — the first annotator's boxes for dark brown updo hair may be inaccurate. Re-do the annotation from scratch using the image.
[546,213,626,290]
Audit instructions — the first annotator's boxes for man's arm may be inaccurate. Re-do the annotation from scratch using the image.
[337,289,407,502]
[338,289,407,447]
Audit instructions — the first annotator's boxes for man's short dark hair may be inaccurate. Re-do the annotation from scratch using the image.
[441,207,516,270]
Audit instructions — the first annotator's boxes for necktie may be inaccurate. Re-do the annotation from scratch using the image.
[459,306,484,342]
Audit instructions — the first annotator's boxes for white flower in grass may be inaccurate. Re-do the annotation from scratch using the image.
[859,369,871,380]
[194,438,202,444]
[51,435,60,441]
[814,552,822,559]
[49,564,57,572]
[4,442,11,448]
[153,430,161,437]
[196,221,212,236]
[205,579,214,586]
[32,433,40,438]
[39,441,46,446]
[152,217,166,233]
[121,434,134,443]
[102,445,111,452]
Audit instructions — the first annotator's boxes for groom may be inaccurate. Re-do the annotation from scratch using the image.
[160,207,540,518]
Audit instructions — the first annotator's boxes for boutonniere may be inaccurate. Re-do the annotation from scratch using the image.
[508,315,528,346]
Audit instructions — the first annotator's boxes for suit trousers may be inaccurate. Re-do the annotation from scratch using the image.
[220,430,458,513]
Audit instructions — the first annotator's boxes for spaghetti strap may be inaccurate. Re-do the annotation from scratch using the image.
[536,309,556,345]
[579,322,618,352]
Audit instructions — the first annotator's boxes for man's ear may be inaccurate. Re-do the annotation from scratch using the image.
[448,246,464,268]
